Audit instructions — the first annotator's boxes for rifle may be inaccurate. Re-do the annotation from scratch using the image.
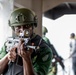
[48,44,65,70]
[5,37,39,66]
[5,37,37,52]
[54,55,67,73]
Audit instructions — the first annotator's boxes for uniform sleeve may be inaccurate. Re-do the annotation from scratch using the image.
[0,45,7,59]
[33,46,52,75]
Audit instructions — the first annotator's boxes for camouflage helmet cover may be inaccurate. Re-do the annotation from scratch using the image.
[8,8,37,27]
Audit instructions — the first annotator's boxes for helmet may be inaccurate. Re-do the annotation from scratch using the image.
[42,26,48,35]
[8,8,37,27]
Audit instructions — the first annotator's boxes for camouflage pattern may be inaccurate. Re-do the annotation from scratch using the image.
[0,34,52,75]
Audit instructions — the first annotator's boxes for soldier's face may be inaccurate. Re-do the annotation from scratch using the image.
[14,25,33,38]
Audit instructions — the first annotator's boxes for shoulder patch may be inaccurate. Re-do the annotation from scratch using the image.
[42,54,49,61]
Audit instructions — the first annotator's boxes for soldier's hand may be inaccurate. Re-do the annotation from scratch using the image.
[7,47,17,62]
[17,39,33,61]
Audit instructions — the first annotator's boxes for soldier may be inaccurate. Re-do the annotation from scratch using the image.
[70,33,76,75]
[42,26,65,75]
[0,8,52,75]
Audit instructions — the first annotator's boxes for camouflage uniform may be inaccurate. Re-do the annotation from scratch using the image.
[42,26,65,75]
[0,34,52,75]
